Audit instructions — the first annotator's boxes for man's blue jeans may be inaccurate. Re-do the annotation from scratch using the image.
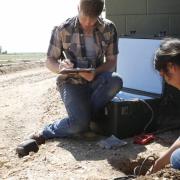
[42,72,122,139]
[170,148,180,169]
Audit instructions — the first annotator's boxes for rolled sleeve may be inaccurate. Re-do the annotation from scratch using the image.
[47,26,62,60]
[105,23,119,57]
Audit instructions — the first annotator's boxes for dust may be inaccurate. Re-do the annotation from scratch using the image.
[0,62,180,179]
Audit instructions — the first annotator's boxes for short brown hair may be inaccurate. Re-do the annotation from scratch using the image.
[154,38,180,73]
[79,0,104,17]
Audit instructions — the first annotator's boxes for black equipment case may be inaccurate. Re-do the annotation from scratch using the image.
[95,38,163,138]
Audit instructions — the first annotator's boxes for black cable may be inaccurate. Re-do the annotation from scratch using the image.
[134,155,156,176]
[138,99,154,133]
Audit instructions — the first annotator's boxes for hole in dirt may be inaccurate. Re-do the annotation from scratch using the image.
[108,155,158,176]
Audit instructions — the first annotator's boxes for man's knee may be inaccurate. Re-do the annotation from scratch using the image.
[100,72,123,86]
[111,72,123,90]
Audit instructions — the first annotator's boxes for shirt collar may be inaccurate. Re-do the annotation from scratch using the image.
[74,16,104,32]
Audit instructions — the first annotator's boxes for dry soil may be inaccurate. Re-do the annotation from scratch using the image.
[0,62,180,180]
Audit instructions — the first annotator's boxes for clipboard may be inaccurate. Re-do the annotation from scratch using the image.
[59,68,95,74]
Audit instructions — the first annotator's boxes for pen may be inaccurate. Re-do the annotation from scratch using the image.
[63,50,77,68]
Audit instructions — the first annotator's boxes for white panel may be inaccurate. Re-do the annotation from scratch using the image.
[117,38,162,94]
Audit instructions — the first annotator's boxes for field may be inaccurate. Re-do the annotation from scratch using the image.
[0,53,46,74]
[0,53,180,179]
[0,53,46,64]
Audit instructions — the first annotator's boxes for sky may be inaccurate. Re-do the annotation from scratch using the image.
[0,0,79,53]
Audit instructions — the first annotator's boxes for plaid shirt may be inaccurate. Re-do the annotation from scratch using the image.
[47,16,118,85]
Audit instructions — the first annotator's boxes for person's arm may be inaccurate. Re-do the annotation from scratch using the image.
[95,55,117,74]
[46,26,73,74]
[78,55,117,82]
[46,57,74,74]
[46,57,60,74]
[151,138,180,173]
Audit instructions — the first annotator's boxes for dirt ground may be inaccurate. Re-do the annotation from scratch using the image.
[0,62,180,180]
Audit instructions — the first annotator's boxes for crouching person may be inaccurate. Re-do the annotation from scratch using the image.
[151,38,180,173]
[16,0,122,157]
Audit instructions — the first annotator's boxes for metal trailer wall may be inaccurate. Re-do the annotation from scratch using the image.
[105,0,180,38]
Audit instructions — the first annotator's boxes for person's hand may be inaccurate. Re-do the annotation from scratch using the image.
[149,156,168,174]
[149,159,162,174]
[78,71,96,82]
[59,59,74,71]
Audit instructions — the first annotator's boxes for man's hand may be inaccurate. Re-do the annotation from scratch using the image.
[59,59,74,71]
[78,71,96,82]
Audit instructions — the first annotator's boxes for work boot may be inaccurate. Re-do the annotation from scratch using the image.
[16,139,39,157]
[28,132,46,145]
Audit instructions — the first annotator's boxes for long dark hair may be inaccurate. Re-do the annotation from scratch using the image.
[154,38,180,73]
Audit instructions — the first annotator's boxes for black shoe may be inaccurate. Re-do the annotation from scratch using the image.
[28,132,46,145]
[16,139,39,157]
